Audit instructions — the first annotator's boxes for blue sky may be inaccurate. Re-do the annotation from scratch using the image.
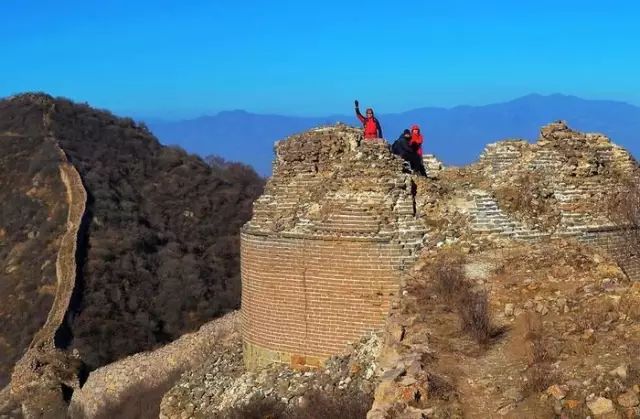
[2,0,639,118]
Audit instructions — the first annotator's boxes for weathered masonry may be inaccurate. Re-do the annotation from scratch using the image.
[241,126,426,369]
[471,121,640,278]
[241,121,640,370]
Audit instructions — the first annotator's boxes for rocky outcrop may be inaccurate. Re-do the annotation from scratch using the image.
[69,312,239,419]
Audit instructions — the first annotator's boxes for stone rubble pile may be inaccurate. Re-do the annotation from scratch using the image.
[161,334,382,419]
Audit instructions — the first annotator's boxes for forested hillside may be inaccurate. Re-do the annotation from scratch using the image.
[0,94,264,376]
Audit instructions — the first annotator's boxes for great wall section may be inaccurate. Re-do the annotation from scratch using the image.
[25,161,86,348]
[3,114,640,418]
[241,126,426,369]
[469,121,639,278]
[231,120,640,417]
[240,120,639,371]
[4,107,88,417]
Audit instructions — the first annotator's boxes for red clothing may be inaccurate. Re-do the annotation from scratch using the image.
[355,108,383,139]
[410,124,424,156]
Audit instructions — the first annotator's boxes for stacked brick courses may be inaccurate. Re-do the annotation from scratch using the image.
[422,154,444,178]
[474,121,640,277]
[242,121,639,370]
[241,125,426,369]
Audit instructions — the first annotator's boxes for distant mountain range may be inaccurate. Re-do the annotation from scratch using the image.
[148,94,640,176]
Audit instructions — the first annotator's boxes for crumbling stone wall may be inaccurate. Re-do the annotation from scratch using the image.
[241,125,426,369]
[241,120,639,374]
[422,154,444,178]
[9,111,87,417]
[474,121,640,278]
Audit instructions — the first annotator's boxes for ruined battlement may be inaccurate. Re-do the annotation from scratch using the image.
[241,121,640,371]
[241,125,426,369]
[480,120,636,177]
[469,121,640,276]
[472,121,637,237]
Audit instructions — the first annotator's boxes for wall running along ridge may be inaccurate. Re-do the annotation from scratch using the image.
[241,125,426,369]
[70,312,239,419]
[242,121,639,372]
[9,106,88,412]
[27,162,86,347]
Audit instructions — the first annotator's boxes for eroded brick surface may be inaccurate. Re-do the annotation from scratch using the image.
[241,125,427,369]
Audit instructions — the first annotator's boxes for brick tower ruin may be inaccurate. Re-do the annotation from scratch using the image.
[240,125,426,369]
[241,120,640,370]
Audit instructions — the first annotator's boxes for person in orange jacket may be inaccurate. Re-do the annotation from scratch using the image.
[354,99,383,139]
[409,124,424,157]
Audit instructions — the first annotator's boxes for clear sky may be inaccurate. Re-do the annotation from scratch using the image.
[2,0,639,118]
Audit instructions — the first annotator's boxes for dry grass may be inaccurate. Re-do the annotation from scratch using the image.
[425,250,499,344]
[427,373,456,401]
[457,290,496,344]
[431,251,467,302]
[514,313,558,396]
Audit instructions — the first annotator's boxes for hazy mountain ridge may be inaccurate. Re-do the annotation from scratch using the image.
[149,94,640,175]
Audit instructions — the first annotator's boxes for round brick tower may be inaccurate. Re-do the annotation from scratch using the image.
[241,125,426,370]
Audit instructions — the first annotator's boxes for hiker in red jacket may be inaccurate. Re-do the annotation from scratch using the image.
[354,100,383,139]
[409,124,424,157]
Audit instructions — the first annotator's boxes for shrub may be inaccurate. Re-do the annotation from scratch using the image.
[431,251,467,303]
[427,250,498,344]
[515,313,557,396]
[457,289,494,344]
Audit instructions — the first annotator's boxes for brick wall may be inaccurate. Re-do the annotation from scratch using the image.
[241,233,403,368]
[579,228,640,280]
[240,126,426,369]
[471,121,640,279]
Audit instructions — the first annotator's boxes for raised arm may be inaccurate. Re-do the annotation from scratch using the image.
[355,100,365,123]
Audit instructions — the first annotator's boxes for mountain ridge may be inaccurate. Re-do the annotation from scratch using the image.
[0,93,265,408]
[147,94,640,176]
